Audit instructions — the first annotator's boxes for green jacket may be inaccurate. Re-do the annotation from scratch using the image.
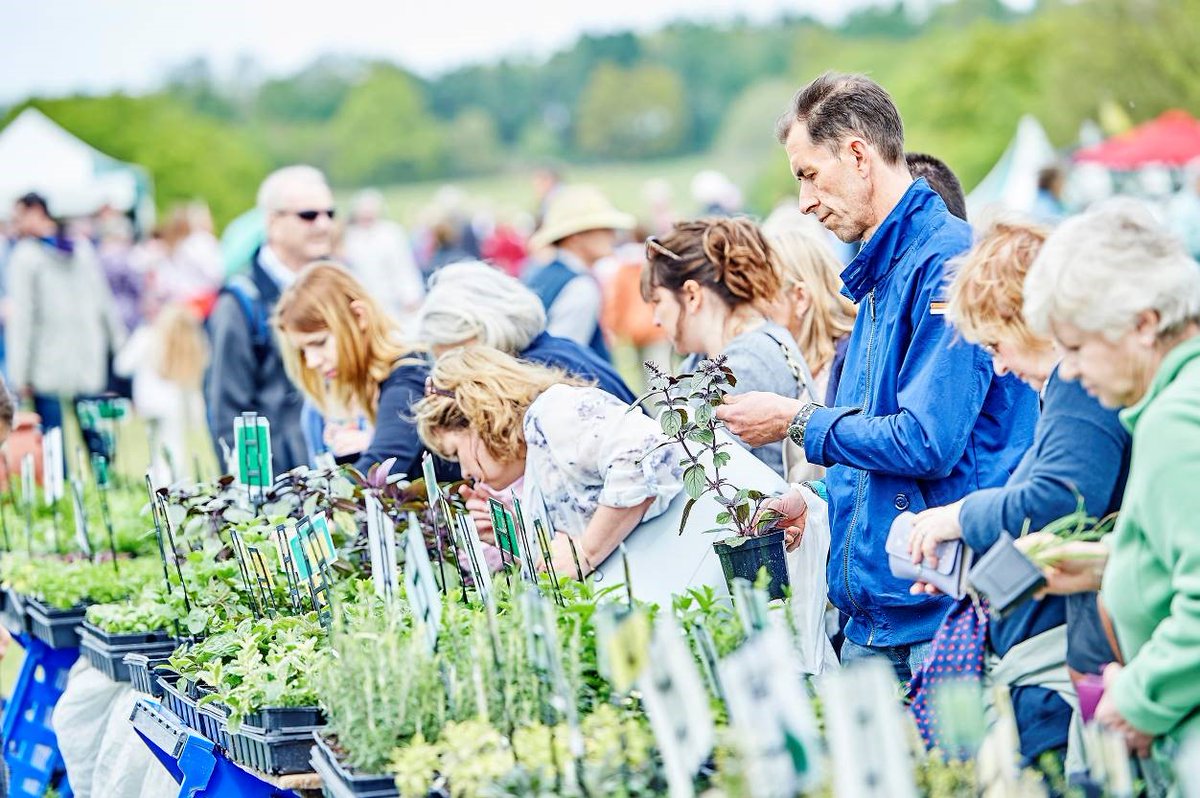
[1104,334,1200,741]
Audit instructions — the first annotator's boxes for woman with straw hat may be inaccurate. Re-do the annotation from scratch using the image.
[524,184,634,362]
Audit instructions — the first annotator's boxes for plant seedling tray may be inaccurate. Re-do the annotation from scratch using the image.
[0,587,29,635]
[194,682,325,734]
[311,732,399,798]
[125,652,173,697]
[158,674,204,735]
[25,597,89,649]
[223,721,323,776]
[80,623,178,683]
[83,622,175,647]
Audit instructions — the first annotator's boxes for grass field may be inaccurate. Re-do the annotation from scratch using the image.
[368,150,766,228]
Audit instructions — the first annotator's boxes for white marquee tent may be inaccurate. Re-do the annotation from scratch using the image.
[965,115,1057,220]
[0,107,154,227]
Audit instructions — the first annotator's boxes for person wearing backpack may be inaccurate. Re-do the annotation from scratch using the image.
[204,165,335,472]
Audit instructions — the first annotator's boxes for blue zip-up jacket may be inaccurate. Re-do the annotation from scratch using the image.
[802,179,1039,648]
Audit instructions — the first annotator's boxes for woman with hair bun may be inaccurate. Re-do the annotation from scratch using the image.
[642,217,814,478]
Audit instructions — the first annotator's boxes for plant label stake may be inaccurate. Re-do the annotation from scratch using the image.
[230,528,263,618]
[687,621,725,704]
[234,412,273,511]
[717,628,823,797]
[457,513,494,609]
[532,519,564,607]
[292,516,335,627]
[70,478,94,559]
[422,453,466,601]
[365,493,400,603]
[273,521,306,614]
[639,614,715,798]
[489,498,523,566]
[510,495,539,584]
[146,475,175,600]
[404,510,442,653]
[732,578,771,637]
[43,427,65,551]
[818,659,918,798]
[0,457,11,552]
[155,489,192,615]
[247,546,278,617]
[20,454,35,555]
[90,455,119,571]
[520,589,579,790]
[595,605,651,695]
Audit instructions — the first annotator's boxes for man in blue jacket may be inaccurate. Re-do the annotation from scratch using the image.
[718,72,1038,681]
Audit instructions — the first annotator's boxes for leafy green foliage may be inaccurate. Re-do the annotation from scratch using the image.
[0,554,160,609]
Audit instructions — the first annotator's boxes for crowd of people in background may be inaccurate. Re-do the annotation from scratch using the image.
[2,69,1200,795]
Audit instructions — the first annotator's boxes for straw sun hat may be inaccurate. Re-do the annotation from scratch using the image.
[529,185,635,250]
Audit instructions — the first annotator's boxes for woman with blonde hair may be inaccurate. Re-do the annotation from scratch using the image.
[761,222,858,403]
[274,261,451,479]
[642,216,813,478]
[903,217,1131,771]
[414,345,682,576]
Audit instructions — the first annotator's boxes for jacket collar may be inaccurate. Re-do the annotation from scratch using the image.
[1120,334,1200,433]
[839,178,944,302]
[249,246,284,305]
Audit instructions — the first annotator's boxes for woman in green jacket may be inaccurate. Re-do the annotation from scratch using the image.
[1023,198,1200,761]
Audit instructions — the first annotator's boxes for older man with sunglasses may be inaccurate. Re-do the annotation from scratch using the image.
[205,165,336,472]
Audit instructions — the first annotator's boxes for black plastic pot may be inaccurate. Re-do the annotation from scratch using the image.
[80,623,178,683]
[713,529,790,601]
[125,652,172,698]
[0,587,29,635]
[968,531,1047,618]
[311,733,399,798]
[25,598,88,649]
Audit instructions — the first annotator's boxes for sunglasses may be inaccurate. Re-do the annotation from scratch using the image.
[278,208,336,222]
[645,236,683,262]
[424,376,455,399]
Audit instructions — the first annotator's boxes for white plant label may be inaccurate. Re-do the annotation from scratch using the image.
[365,493,399,602]
[404,510,442,653]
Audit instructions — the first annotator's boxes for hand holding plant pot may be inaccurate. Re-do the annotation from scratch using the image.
[639,358,791,598]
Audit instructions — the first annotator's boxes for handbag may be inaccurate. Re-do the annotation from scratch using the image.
[884,511,971,599]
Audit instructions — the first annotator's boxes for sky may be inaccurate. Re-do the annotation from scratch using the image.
[0,0,1033,104]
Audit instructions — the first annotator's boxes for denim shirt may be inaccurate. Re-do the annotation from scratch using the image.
[803,180,1040,647]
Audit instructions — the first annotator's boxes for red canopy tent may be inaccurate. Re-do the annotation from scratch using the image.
[1075,109,1200,169]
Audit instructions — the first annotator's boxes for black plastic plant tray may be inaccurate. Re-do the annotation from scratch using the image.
[311,732,399,798]
[81,621,175,647]
[25,598,88,649]
[224,722,322,775]
[192,682,325,734]
[80,628,178,683]
[125,652,172,697]
[0,588,29,635]
[196,698,230,745]
[158,676,204,735]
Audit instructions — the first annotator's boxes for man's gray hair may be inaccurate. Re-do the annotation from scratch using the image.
[1024,198,1200,340]
[417,260,547,353]
[775,72,905,166]
[257,165,329,214]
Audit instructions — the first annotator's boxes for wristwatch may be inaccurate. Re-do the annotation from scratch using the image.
[787,402,823,449]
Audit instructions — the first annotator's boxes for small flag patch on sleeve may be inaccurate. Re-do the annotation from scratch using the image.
[930,301,948,316]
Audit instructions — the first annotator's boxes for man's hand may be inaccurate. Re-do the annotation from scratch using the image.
[908,502,964,567]
[763,488,808,551]
[1095,663,1154,757]
[715,392,803,448]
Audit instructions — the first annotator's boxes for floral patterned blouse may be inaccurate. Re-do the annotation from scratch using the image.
[520,384,683,536]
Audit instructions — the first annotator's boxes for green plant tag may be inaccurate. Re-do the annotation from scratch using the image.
[489,498,519,558]
[234,413,273,490]
[70,479,92,558]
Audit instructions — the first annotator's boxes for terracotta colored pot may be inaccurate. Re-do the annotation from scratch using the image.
[2,411,44,491]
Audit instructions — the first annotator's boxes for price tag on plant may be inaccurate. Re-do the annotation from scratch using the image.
[365,493,400,602]
[42,426,64,505]
[233,412,273,493]
[70,479,93,558]
[21,454,35,508]
[289,514,337,580]
[421,452,442,513]
[718,628,823,797]
[457,512,494,608]
[489,497,521,561]
[404,510,442,653]
[639,614,715,798]
[595,604,651,694]
[819,659,918,798]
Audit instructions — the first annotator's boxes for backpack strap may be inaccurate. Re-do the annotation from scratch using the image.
[763,328,816,403]
[221,279,271,356]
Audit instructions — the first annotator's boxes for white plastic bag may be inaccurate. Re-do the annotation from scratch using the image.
[785,483,839,675]
[51,661,127,798]
[92,688,172,798]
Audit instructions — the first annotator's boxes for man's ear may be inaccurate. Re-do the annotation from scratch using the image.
[847,137,870,175]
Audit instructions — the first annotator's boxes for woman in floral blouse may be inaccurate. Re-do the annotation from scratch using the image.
[413,345,683,577]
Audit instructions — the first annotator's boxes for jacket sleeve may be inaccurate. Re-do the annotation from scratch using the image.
[803,271,994,480]
[959,403,1128,554]
[82,242,127,352]
[205,292,258,461]
[1112,402,1200,736]
[354,363,427,479]
[4,245,35,391]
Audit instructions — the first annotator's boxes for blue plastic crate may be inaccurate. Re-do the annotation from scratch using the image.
[0,635,78,797]
[130,698,302,798]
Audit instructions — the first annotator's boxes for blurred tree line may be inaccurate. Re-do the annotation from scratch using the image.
[1,0,1195,227]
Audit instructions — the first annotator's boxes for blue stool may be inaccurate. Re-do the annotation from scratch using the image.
[131,698,301,798]
[1,634,77,797]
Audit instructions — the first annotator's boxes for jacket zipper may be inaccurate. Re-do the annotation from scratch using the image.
[842,290,878,645]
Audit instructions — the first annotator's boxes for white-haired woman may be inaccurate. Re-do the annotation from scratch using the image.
[416,260,634,403]
[1022,198,1200,763]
